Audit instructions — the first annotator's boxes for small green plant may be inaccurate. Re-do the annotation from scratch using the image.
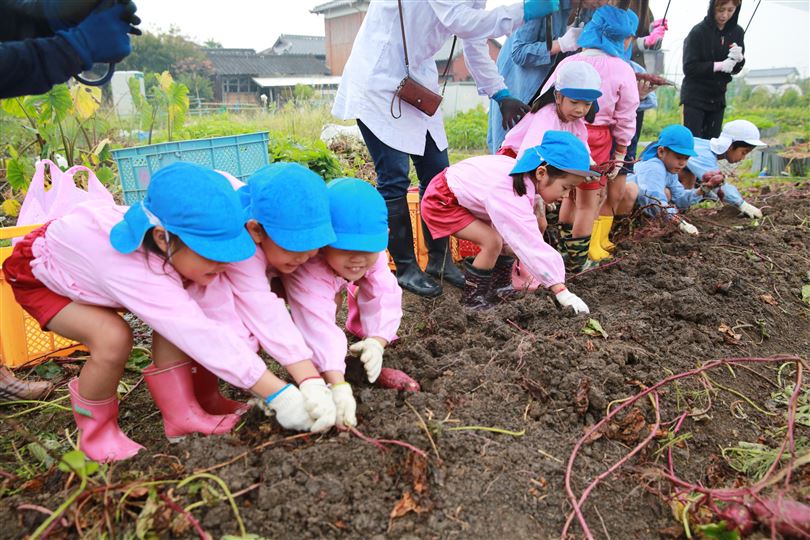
[445,106,488,151]
[268,135,342,180]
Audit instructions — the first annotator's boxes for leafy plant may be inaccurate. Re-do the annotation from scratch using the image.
[445,106,488,151]
[129,71,189,143]
[268,135,342,180]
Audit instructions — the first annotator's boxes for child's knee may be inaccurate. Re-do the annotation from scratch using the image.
[481,231,503,253]
[89,316,133,363]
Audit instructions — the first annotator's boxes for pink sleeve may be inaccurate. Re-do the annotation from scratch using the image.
[485,186,565,287]
[352,253,402,341]
[98,263,267,389]
[222,254,314,367]
[500,113,531,154]
[282,260,349,374]
[187,277,259,353]
[516,109,552,159]
[610,63,640,147]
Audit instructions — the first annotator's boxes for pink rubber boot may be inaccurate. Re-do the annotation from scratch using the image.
[68,378,144,462]
[143,362,240,442]
[190,362,249,416]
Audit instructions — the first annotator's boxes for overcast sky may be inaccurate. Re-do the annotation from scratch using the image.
[134,0,810,78]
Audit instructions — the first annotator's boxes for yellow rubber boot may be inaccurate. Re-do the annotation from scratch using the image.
[599,215,615,252]
[588,219,611,261]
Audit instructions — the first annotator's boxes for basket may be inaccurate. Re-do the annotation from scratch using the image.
[0,225,86,368]
[112,132,270,205]
[386,188,460,271]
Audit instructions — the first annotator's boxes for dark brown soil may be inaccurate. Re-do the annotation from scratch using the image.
[1,182,809,539]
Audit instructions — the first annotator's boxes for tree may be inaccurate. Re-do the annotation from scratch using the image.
[204,38,223,48]
[118,27,208,78]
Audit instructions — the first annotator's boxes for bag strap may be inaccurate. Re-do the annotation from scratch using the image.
[396,0,455,94]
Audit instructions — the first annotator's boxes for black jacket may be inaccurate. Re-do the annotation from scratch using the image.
[680,0,745,110]
[0,1,84,99]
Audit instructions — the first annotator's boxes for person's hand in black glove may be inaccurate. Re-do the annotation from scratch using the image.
[57,2,141,70]
[492,90,529,130]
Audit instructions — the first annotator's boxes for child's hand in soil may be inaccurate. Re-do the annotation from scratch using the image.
[299,379,337,432]
[554,287,590,314]
[261,384,314,432]
[349,339,384,383]
[330,382,357,429]
[677,219,699,236]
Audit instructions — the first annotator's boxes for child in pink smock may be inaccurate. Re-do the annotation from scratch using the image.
[562,5,640,264]
[421,130,597,312]
[283,178,402,429]
[498,60,603,273]
[1,163,331,463]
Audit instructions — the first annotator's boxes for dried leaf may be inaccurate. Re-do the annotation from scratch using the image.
[802,284,810,306]
[759,294,778,306]
[585,339,596,352]
[407,454,429,495]
[605,407,647,445]
[582,318,608,339]
[1,199,21,217]
[69,84,101,120]
[718,323,742,344]
[574,378,590,416]
[390,491,426,519]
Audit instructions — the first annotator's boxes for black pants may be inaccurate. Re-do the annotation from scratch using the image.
[683,105,725,139]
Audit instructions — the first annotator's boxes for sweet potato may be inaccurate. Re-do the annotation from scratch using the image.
[716,502,755,535]
[376,368,420,392]
[751,498,810,538]
[635,72,676,87]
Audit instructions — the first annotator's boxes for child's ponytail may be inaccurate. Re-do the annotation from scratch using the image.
[511,172,529,197]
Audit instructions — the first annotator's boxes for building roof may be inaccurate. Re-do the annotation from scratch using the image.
[252,76,342,88]
[263,35,325,57]
[311,0,368,15]
[204,49,329,76]
[746,67,799,78]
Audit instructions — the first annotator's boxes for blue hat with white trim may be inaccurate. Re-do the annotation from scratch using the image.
[239,162,336,252]
[110,162,256,263]
[511,131,601,178]
[326,178,388,253]
[641,124,698,161]
[555,61,603,104]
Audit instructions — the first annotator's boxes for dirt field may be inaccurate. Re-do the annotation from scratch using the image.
[1,181,808,539]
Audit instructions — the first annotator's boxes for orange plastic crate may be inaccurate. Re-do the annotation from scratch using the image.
[386,188,460,271]
[0,224,86,368]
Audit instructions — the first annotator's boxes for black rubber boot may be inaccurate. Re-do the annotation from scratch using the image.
[422,222,465,289]
[487,255,518,303]
[561,234,592,274]
[386,197,441,298]
[461,259,493,311]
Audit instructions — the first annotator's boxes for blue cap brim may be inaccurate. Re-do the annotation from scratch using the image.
[330,231,388,253]
[266,222,337,252]
[180,228,256,263]
[558,165,603,178]
[110,204,153,254]
[560,88,602,102]
[665,145,698,157]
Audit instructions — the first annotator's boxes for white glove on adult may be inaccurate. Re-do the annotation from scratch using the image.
[738,201,762,219]
[607,152,626,180]
[554,288,590,314]
[728,43,744,63]
[349,338,384,383]
[678,219,699,235]
[263,385,313,432]
[330,383,357,428]
[558,25,583,53]
[299,379,337,432]
[714,58,736,73]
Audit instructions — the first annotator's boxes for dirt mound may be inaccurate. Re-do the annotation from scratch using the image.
[1,183,808,539]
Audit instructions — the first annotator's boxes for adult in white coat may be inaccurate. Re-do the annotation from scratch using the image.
[333,0,560,297]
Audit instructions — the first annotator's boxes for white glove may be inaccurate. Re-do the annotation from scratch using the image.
[678,219,699,236]
[349,338,384,383]
[607,152,626,180]
[262,385,313,432]
[728,43,743,63]
[714,58,736,73]
[330,382,357,428]
[299,379,337,432]
[738,201,762,219]
[554,288,590,314]
[558,25,583,53]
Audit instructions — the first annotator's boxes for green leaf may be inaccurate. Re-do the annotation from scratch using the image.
[802,284,810,306]
[58,450,88,475]
[95,166,116,186]
[582,318,608,339]
[37,85,73,124]
[135,488,160,540]
[6,155,33,191]
[695,521,741,540]
[34,361,62,380]
[126,348,152,372]
[26,442,55,468]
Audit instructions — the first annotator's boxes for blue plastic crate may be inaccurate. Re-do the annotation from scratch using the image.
[112,132,270,205]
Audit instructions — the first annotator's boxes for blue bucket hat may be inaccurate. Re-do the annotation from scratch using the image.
[640,125,698,161]
[578,5,638,58]
[511,130,601,178]
[326,178,388,253]
[110,162,256,263]
[239,162,336,252]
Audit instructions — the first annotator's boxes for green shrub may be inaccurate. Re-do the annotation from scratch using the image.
[268,135,343,180]
[445,106,488,151]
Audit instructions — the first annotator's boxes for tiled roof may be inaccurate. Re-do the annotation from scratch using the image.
[205,49,329,76]
[264,34,325,57]
[746,67,799,78]
[311,0,368,14]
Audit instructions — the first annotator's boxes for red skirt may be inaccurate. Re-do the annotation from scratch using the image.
[582,124,612,190]
[2,222,72,329]
[420,169,477,239]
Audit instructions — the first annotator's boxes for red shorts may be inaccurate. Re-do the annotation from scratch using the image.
[582,124,612,191]
[496,147,517,159]
[2,223,72,330]
[421,169,477,239]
